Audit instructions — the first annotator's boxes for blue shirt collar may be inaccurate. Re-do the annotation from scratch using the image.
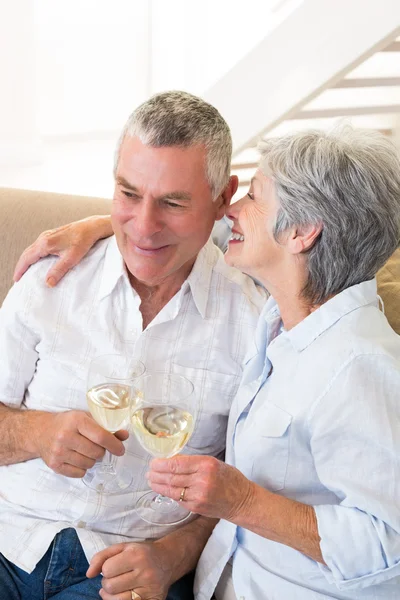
[264,278,379,353]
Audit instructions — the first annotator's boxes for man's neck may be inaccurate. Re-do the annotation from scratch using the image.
[129,259,196,330]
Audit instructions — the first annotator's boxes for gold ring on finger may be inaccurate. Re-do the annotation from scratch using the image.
[179,486,187,502]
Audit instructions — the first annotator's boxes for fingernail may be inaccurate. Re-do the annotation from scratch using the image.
[47,277,56,288]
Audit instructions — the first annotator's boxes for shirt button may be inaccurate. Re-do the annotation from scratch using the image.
[76,521,86,528]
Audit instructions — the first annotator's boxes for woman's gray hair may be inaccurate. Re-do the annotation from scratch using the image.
[258,126,400,304]
[114,91,232,200]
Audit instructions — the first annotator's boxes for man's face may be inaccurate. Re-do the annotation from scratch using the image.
[112,136,226,287]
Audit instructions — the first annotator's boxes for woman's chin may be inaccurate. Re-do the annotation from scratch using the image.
[225,251,247,272]
[224,250,236,268]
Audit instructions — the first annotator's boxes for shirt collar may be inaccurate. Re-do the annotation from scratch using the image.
[182,237,217,319]
[98,235,217,319]
[98,236,129,300]
[264,279,379,353]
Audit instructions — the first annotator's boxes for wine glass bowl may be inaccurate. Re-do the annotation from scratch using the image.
[83,354,145,494]
[87,382,132,433]
[131,402,194,458]
[131,372,196,525]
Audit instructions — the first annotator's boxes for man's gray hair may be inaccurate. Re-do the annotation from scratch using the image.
[258,126,400,304]
[114,91,232,200]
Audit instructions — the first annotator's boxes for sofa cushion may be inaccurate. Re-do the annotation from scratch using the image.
[377,247,400,336]
[0,187,111,306]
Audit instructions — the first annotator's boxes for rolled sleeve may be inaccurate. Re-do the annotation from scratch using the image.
[309,354,400,589]
[315,505,400,589]
[0,277,40,406]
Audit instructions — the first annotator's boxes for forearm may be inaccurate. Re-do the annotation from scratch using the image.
[154,516,217,584]
[82,215,113,240]
[235,481,324,564]
[0,402,50,465]
[149,456,324,564]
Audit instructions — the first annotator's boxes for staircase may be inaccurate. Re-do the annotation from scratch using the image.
[203,0,400,197]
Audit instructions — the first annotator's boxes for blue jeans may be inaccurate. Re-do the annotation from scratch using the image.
[0,528,194,600]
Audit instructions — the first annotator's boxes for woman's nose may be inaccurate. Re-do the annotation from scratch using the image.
[226,194,248,222]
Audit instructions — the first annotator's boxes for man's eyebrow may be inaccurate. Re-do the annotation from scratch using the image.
[116,176,191,202]
[160,191,191,202]
[116,176,139,191]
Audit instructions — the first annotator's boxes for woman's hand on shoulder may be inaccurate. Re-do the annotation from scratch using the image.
[13,215,112,286]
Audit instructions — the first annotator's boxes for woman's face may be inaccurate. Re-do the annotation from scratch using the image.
[225,169,286,282]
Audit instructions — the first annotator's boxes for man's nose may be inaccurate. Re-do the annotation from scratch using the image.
[133,201,163,237]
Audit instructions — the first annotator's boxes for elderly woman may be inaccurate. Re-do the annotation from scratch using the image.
[148,127,400,600]
[13,127,400,599]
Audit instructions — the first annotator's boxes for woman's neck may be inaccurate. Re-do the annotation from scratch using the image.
[259,264,320,331]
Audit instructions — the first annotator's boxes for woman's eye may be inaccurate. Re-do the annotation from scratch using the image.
[247,192,254,200]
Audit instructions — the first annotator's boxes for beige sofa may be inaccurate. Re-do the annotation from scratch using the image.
[0,187,111,305]
[1,186,399,335]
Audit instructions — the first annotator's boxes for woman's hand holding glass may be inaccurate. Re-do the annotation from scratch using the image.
[131,372,196,525]
[83,354,145,494]
[147,454,254,522]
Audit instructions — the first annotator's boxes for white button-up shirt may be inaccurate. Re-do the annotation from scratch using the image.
[0,236,265,573]
[196,279,400,600]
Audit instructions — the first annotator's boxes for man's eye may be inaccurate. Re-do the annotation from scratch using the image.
[122,190,137,199]
[166,201,183,208]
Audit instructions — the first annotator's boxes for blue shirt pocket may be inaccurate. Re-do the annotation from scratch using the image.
[250,403,292,492]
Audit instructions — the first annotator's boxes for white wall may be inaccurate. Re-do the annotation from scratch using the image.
[34,0,150,136]
[150,0,303,95]
[0,0,151,194]
[0,0,303,195]
[0,0,40,166]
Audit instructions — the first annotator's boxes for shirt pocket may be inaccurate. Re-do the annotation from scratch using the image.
[250,403,292,492]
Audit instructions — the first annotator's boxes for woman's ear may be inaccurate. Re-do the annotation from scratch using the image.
[287,222,323,254]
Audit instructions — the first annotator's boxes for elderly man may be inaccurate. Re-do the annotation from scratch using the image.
[0,91,264,600]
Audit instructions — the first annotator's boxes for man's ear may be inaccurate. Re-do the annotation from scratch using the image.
[214,176,239,220]
[287,222,323,255]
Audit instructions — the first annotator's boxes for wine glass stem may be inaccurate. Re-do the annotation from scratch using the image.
[100,450,117,476]
[154,494,175,507]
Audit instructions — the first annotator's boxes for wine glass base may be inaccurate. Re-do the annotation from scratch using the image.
[82,466,133,495]
[135,491,192,525]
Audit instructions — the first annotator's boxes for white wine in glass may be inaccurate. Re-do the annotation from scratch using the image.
[131,372,196,525]
[83,354,145,494]
[131,405,194,458]
[87,383,132,433]
[131,373,197,525]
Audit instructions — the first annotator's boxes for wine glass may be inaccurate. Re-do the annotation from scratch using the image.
[83,354,145,494]
[131,372,196,525]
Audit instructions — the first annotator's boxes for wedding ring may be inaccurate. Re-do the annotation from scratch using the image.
[131,592,142,600]
[179,486,187,502]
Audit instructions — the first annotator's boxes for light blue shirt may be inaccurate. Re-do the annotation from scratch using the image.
[211,216,233,253]
[196,279,400,599]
